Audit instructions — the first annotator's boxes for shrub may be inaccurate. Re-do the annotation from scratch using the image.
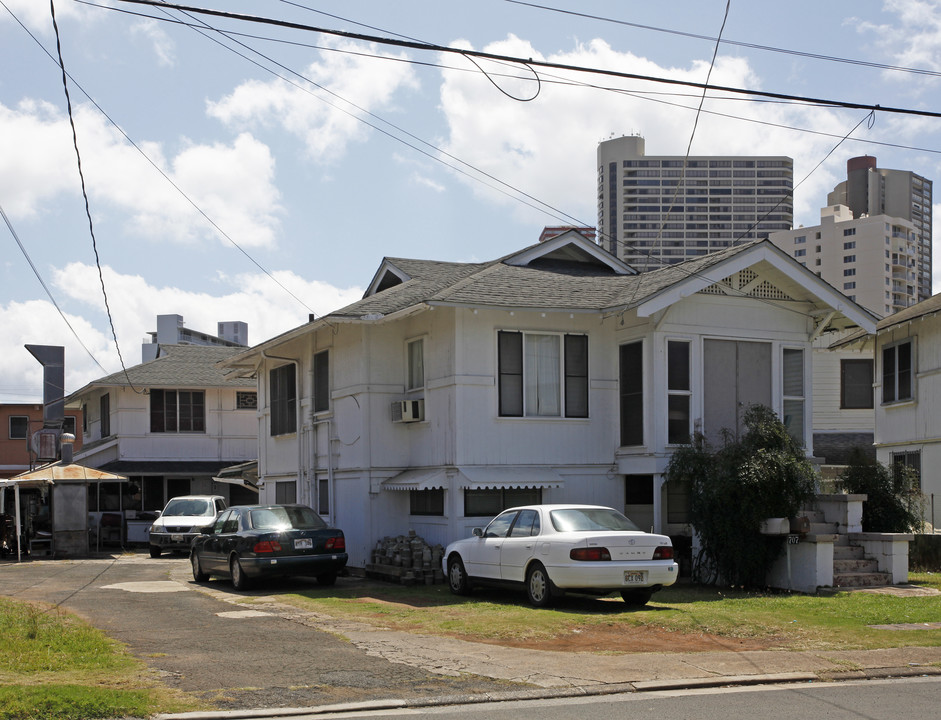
[666,405,817,587]
[838,449,925,533]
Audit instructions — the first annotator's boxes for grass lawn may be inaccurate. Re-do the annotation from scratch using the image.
[0,597,203,720]
[282,571,941,652]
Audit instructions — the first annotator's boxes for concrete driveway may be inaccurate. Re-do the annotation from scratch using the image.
[0,551,521,711]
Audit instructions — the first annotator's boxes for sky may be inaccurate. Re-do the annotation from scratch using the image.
[2,0,941,401]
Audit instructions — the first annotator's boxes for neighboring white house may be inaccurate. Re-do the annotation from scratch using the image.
[222,232,877,568]
[66,344,259,534]
[874,293,941,520]
[810,330,876,466]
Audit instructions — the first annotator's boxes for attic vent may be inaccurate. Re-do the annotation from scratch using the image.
[748,280,792,301]
[698,271,793,301]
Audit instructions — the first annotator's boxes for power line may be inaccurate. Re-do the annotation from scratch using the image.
[85,1,941,158]
[3,0,321,322]
[110,0,941,119]
[505,0,941,79]
[0,202,108,373]
[49,0,140,391]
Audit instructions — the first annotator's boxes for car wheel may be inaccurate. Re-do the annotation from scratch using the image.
[526,562,555,608]
[230,555,250,590]
[316,572,337,586]
[149,545,161,558]
[447,555,471,595]
[620,589,653,607]
[190,551,209,582]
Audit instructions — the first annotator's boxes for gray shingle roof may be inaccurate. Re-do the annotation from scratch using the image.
[329,239,765,318]
[877,292,941,331]
[68,345,253,399]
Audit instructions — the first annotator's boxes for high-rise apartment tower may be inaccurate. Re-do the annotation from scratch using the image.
[770,205,918,317]
[597,135,794,271]
[827,156,932,302]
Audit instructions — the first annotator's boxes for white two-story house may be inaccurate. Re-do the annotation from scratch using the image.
[67,344,259,534]
[874,294,941,509]
[222,232,877,567]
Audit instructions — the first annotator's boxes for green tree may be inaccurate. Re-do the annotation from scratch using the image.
[839,449,925,533]
[666,405,817,587]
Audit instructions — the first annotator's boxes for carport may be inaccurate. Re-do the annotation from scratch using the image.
[3,437,127,560]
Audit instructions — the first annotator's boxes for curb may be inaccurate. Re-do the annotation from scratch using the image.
[154,671,833,719]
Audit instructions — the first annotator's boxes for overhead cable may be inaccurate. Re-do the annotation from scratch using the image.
[110,0,941,118]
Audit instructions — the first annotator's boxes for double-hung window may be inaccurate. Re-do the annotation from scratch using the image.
[497,331,588,418]
[782,348,805,445]
[9,415,28,439]
[882,340,913,403]
[269,364,297,436]
[667,340,691,445]
[407,339,424,392]
[150,390,206,433]
[840,359,873,409]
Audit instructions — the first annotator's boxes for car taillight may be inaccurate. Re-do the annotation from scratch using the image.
[652,546,674,560]
[253,540,282,553]
[325,536,345,551]
[570,547,611,561]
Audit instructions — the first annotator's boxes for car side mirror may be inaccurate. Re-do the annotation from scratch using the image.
[154,511,161,518]
[473,527,483,538]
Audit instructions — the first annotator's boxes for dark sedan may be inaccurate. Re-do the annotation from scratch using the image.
[190,504,348,589]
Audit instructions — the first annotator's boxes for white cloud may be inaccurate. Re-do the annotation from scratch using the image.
[0,101,283,247]
[0,300,114,402]
[0,263,364,401]
[436,36,889,229]
[130,19,175,68]
[0,0,89,31]
[207,39,420,163]
[854,0,941,80]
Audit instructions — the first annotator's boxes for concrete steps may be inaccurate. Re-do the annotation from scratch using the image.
[832,542,892,588]
[801,508,894,588]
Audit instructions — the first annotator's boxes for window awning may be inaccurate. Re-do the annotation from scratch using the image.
[382,466,566,492]
[381,468,449,492]
[213,460,259,492]
[458,466,565,490]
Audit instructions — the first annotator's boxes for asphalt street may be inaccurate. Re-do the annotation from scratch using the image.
[4,551,941,720]
[0,552,524,710]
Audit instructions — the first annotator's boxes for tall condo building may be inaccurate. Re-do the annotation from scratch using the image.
[827,156,932,303]
[769,205,918,318]
[597,135,793,271]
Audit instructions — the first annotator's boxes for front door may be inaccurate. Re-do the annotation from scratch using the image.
[703,340,771,446]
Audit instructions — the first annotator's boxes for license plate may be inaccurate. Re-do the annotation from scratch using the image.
[624,571,646,584]
[294,538,313,550]
[171,534,183,542]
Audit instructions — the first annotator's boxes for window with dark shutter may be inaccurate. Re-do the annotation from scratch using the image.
[564,335,589,418]
[619,341,643,446]
[313,351,329,414]
[270,364,297,436]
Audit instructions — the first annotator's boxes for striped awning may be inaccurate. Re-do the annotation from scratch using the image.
[381,466,565,492]
[457,466,564,490]
[381,468,450,491]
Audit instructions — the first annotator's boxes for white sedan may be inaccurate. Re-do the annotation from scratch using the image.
[443,504,678,607]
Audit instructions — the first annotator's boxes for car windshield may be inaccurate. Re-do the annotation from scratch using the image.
[163,498,213,517]
[249,506,327,531]
[549,508,641,533]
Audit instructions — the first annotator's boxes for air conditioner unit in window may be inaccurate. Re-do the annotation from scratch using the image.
[392,399,424,423]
